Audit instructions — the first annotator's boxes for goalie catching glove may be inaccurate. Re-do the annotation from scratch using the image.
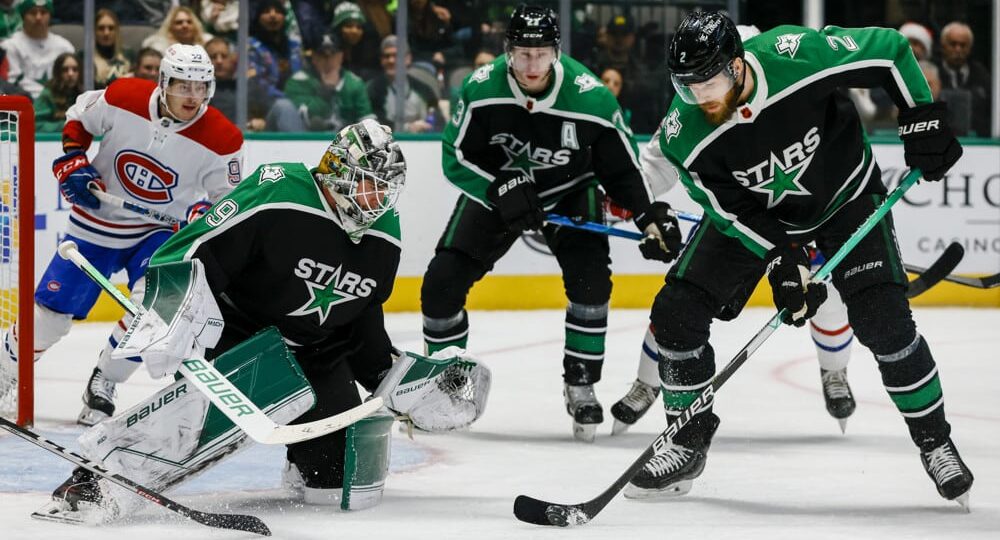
[374,346,491,432]
[112,260,225,379]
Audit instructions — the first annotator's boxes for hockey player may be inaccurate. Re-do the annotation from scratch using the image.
[624,12,972,507]
[42,120,490,520]
[0,43,245,426]
[420,4,680,443]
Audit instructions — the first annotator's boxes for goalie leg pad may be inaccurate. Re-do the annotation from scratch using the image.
[375,347,491,432]
[74,328,315,522]
[340,408,395,510]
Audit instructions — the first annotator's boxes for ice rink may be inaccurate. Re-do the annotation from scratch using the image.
[1,308,997,540]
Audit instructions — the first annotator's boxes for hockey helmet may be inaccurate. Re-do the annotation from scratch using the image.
[667,11,744,104]
[505,4,560,75]
[159,43,216,118]
[316,119,406,239]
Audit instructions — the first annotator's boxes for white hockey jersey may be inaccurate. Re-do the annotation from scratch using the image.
[62,78,245,249]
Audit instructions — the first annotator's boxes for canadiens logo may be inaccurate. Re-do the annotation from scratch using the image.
[288,258,376,325]
[114,150,179,204]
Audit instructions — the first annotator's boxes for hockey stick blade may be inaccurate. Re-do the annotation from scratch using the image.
[57,240,383,445]
[0,417,271,536]
[514,169,924,527]
[904,262,1000,290]
[905,242,965,298]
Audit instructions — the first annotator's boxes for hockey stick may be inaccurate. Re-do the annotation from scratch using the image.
[88,183,183,228]
[0,417,271,536]
[513,168,925,527]
[545,214,961,299]
[903,242,966,297]
[903,262,1000,290]
[57,241,384,445]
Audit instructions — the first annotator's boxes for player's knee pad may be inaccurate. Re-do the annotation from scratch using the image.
[843,284,916,355]
[650,280,715,352]
[421,250,486,318]
[33,302,74,353]
[77,328,314,521]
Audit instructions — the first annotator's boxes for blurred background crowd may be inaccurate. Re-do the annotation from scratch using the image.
[0,0,994,137]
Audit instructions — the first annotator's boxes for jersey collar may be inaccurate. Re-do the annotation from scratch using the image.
[506,57,563,113]
[733,52,768,124]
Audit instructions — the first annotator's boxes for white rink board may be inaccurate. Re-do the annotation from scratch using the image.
[31,139,1000,281]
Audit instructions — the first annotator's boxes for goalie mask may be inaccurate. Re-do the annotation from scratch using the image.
[315,119,406,239]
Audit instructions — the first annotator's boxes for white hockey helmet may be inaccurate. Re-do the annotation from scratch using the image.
[159,43,216,118]
[315,119,406,239]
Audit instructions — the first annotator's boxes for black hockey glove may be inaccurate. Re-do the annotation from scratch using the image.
[765,244,827,327]
[633,202,683,263]
[486,175,544,232]
[897,102,963,182]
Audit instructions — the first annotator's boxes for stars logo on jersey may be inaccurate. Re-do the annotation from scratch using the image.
[288,258,376,325]
[491,133,570,181]
[734,126,820,208]
[471,63,494,83]
[775,33,805,58]
[574,74,601,93]
[663,109,683,144]
[259,164,285,184]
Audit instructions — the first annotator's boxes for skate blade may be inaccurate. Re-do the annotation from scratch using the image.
[31,498,102,526]
[77,406,111,427]
[837,418,848,434]
[611,419,632,436]
[573,422,597,443]
[623,479,693,500]
[954,491,971,513]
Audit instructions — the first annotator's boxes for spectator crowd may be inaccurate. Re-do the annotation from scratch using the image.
[0,0,993,137]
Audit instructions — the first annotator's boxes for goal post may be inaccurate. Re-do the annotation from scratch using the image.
[0,95,35,427]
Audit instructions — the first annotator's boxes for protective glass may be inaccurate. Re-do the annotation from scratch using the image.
[508,46,558,75]
[671,64,737,105]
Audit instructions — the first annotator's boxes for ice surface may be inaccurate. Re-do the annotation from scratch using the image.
[2,308,997,539]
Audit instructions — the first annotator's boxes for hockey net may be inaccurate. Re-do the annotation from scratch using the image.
[0,96,34,426]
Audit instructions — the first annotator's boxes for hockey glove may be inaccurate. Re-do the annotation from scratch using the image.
[897,102,963,181]
[633,202,683,263]
[184,200,212,226]
[765,244,828,327]
[53,150,104,209]
[486,175,544,232]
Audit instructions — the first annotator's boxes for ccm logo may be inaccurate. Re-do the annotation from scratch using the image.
[898,119,939,136]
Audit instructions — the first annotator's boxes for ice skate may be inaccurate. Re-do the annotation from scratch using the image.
[820,368,855,433]
[564,384,603,443]
[31,467,105,526]
[624,412,719,499]
[77,368,117,426]
[920,439,974,511]
[610,379,660,435]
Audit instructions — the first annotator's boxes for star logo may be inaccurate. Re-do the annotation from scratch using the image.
[748,152,814,208]
[287,279,358,325]
[775,33,805,58]
[574,74,601,93]
[499,142,556,181]
[471,63,494,83]
[663,109,682,144]
[259,165,285,184]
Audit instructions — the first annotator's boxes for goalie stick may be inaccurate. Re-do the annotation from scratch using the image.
[545,215,963,299]
[0,417,271,536]
[89,184,183,228]
[514,169,924,527]
[57,241,384,445]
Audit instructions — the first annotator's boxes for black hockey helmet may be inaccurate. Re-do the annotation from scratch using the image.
[667,11,743,85]
[505,4,560,49]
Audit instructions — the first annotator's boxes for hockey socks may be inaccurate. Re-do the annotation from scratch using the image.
[659,343,715,419]
[423,310,469,355]
[875,333,951,448]
[562,302,608,385]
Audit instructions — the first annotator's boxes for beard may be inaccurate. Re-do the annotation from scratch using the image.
[699,84,741,125]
